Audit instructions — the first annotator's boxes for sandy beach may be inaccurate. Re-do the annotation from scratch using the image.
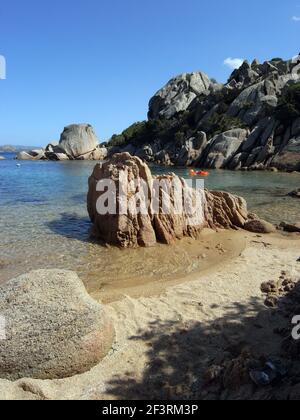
[1,229,299,400]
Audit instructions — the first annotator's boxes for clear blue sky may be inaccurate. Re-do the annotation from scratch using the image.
[0,0,299,146]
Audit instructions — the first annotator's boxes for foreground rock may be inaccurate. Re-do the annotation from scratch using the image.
[17,124,108,162]
[88,153,269,248]
[280,222,300,233]
[0,270,115,381]
[244,218,276,234]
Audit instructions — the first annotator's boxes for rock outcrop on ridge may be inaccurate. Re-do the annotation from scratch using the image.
[108,57,300,172]
[0,269,115,381]
[87,153,269,248]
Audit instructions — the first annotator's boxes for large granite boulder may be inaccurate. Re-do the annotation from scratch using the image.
[148,72,213,119]
[59,124,99,159]
[272,137,300,171]
[204,190,248,229]
[175,132,207,166]
[203,129,248,169]
[0,270,114,381]
[87,153,251,248]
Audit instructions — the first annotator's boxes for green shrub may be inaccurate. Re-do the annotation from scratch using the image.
[276,83,300,124]
[204,114,246,137]
[108,121,147,147]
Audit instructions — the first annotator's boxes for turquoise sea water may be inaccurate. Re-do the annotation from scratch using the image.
[0,152,299,287]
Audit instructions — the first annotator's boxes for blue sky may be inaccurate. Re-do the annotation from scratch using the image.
[0,0,299,146]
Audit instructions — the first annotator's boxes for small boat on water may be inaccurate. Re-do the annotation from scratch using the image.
[189,169,209,177]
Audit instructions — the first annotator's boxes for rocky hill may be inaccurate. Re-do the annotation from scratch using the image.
[108,57,300,171]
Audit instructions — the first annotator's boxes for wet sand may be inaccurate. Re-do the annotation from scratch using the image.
[86,229,247,303]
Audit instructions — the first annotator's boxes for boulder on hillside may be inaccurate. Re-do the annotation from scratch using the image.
[175,132,207,166]
[203,129,248,169]
[148,72,214,119]
[271,137,300,171]
[59,124,99,159]
[0,269,115,381]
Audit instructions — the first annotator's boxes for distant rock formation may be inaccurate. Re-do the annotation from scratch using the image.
[148,72,218,119]
[0,269,114,381]
[87,153,270,248]
[17,124,108,161]
[108,57,300,172]
[58,124,99,159]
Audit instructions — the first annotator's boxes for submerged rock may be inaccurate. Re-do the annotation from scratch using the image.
[0,269,115,381]
[288,188,300,198]
[280,222,300,233]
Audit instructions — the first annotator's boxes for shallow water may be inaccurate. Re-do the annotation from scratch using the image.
[0,153,299,292]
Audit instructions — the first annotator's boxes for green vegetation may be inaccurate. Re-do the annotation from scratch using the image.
[108,122,148,147]
[276,83,300,124]
[271,57,283,62]
[203,113,246,137]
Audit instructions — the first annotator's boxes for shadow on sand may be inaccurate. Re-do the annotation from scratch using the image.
[106,288,300,400]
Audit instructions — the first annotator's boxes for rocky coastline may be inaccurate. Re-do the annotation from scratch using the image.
[108,57,300,173]
[17,57,300,173]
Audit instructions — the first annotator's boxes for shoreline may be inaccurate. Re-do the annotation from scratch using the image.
[1,230,299,400]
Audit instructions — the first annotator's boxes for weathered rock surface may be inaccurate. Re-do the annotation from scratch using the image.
[202,129,248,169]
[204,190,248,229]
[175,132,207,166]
[59,124,99,159]
[0,269,114,381]
[17,124,105,162]
[17,150,45,161]
[244,218,276,234]
[148,72,215,119]
[110,57,300,171]
[88,153,255,248]
[88,153,157,248]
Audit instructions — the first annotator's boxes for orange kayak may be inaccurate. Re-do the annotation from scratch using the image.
[189,169,209,177]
